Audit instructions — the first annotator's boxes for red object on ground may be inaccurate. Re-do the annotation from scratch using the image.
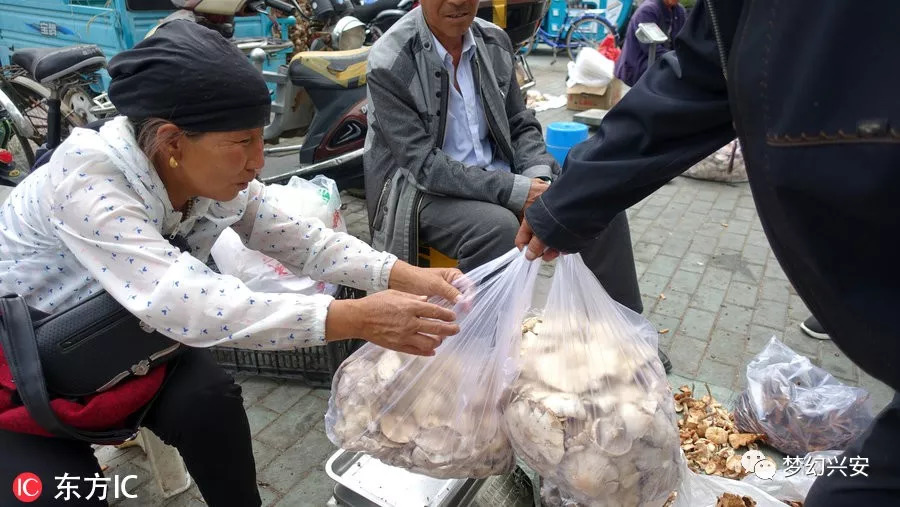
[598,35,621,61]
[0,149,13,165]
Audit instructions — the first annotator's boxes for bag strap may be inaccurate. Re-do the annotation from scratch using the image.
[0,295,140,444]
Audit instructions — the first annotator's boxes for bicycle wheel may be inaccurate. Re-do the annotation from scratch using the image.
[565,15,617,61]
[3,81,84,146]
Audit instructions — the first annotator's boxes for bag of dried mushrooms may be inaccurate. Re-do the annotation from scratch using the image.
[502,254,682,507]
[325,249,540,479]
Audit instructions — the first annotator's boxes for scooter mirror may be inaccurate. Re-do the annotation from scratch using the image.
[332,16,366,50]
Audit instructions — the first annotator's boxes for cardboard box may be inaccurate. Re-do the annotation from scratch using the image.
[566,78,627,111]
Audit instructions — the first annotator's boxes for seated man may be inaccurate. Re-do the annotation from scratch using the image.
[364,0,671,370]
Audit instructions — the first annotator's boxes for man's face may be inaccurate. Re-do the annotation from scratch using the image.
[663,0,679,7]
[421,0,480,42]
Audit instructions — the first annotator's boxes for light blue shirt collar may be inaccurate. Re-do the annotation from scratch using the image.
[431,29,476,64]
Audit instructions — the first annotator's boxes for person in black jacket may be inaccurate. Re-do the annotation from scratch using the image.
[515,1,899,503]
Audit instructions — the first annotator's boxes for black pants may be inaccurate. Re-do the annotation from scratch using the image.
[419,195,642,314]
[806,393,900,506]
[0,349,260,506]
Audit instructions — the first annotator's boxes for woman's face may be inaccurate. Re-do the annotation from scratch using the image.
[177,128,265,202]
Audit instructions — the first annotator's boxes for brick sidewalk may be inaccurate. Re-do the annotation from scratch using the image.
[95,53,892,506]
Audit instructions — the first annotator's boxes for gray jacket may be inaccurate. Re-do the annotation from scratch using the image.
[364,8,560,263]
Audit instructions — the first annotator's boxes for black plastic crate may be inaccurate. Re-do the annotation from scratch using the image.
[211,286,366,387]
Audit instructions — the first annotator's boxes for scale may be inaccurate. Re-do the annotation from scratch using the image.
[573,22,667,128]
[326,450,541,507]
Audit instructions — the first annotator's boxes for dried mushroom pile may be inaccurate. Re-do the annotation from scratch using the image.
[503,318,682,507]
[675,385,766,479]
[715,493,804,507]
[733,379,872,456]
[716,493,757,507]
[327,349,513,479]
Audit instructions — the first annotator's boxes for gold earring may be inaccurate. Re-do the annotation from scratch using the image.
[169,156,178,169]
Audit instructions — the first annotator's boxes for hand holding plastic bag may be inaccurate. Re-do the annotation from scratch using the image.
[502,254,681,506]
[734,338,873,455]
[325,249,540,479]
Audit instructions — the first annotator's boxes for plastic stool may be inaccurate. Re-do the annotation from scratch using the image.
[118,428,192,498]
[416,242,458,268]
[545,122,589,165]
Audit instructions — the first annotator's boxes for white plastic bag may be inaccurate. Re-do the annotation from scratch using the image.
[566,47,615,89]
[502,254,681,507]
[673,457,786,507]
[209,175,345,295]
[325,249,540,479]
[741,450,841,503]
[734,338,873,456]
[267,174,346,232]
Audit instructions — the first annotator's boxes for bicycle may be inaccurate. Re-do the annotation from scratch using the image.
[521,5,618,61]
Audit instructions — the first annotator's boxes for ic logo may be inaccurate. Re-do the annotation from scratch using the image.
[12,473,42,503]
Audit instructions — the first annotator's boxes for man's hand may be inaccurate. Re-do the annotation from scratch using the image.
[524,179,550,212]
[515,217,560,261]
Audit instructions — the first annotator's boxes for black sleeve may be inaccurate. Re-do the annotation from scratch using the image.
[525,0,737,252]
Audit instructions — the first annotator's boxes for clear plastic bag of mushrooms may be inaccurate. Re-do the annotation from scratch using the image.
[502,254,683,507]
[325,249,540,479]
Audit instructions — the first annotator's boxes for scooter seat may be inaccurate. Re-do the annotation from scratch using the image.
[11,45,106,85]
[289,47,369,90]
[351,0,400,23]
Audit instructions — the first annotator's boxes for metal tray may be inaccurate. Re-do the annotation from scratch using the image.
[326,450,479,507]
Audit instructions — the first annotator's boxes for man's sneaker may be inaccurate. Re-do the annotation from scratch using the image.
[800,316,830,340]
[658,349,672,373]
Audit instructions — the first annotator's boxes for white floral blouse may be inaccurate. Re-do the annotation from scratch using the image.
[0,117,396,349]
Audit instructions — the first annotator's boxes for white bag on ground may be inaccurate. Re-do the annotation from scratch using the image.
[566,47,615,89]
[673,457,786,507]
[741,450,841,503]
[734,338,873,456]
[502,254,681,507]
[325,249,540,479]
[210,175,344,295]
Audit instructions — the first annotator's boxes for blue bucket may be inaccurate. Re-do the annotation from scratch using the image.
[546,122,589,166]
[546,122,589,147]
[546,144,569,165]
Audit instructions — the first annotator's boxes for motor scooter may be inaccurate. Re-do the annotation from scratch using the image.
[0,0,369,190]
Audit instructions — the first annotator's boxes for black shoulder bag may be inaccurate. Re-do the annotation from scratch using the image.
[0,235,192,444]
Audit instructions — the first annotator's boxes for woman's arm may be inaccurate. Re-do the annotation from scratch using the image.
[229,180,397,292]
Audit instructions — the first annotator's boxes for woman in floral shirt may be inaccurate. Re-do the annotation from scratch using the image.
[0,21,461,506]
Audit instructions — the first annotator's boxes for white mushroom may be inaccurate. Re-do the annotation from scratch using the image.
[380,411,419,444]
[540,392,588,420]
[375,351,404,382]
[328,347,516,479]
[503,398,566,465]
[619,402,653,440]
[559,449,619,499]
[503,313,681,506]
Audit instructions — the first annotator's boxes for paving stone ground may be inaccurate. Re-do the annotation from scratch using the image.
[82,52,894,505]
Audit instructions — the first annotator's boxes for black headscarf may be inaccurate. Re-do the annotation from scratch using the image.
[107,20,271,132]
